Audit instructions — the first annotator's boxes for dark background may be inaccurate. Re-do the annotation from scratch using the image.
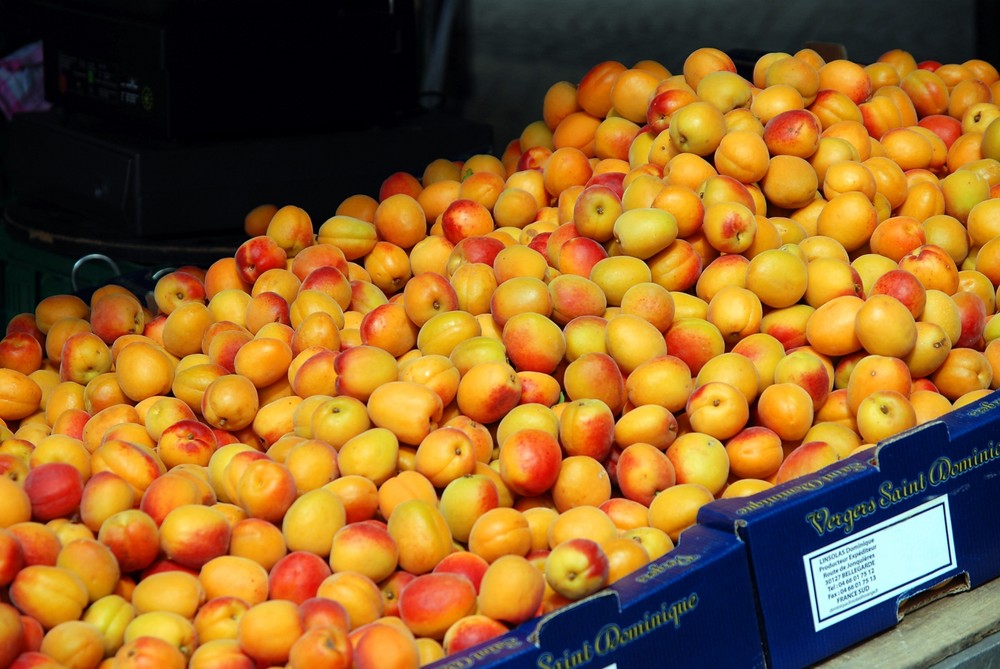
[0,0,994,230]
[1,0,992,154]
[457,0,988,149]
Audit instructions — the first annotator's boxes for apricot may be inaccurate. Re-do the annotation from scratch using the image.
[855,294,918,358]
[647,483,715,543]
[551,454,612,511]
[367,381,443,447]
[282,487,346,557]
[352,620,420,669]
[616,442,677,506]
[469,554,545,629]
[846,354,913,415]
[386,499,454,575]
[755,382,815,442]
[546,504,618,549]
[397,572,478,640]
[931,348,993,400]
[227,517,287,572]
[56,537,120,604]
[467,507,533,563]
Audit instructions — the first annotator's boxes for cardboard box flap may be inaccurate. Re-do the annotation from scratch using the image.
[927,389,1000,441]
[873,392,1000,480]
[698,456,873,531]
[529,589,621,649]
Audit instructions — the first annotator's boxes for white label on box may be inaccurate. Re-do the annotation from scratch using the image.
[803,495,957,631]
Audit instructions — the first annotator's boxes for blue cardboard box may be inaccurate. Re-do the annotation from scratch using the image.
[426,524,766,669]
[699,390,1000,669]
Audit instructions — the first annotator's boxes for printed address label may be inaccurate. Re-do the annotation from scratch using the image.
[803,495,957,631]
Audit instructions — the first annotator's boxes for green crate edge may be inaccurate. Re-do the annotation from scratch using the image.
[0,223,144,326]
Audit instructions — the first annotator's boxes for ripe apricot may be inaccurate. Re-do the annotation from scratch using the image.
[881,127,935,171]
[413,426,477,489]
[577,60,628,119]
[819,59,873,104]
[235,599,305,667]
[647,483,714,543]
[714,130,771,184]
[353,620,420,669]
[682,47,736,91]
[760,155,819,209]
[610,67,661,123]
[815,191,878,252]
[542,80,581,131]
[467,507,532,563]
[751,83,805,124]
[543,146,595,198]
[476,554,546,627]
[384,498,453,576]
[551,455,612,512]
[855,294,918,358]
[755,382,815,442]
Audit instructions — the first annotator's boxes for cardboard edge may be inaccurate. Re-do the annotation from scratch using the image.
[896,572,971,622]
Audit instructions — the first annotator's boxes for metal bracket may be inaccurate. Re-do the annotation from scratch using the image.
[71,253,120,293]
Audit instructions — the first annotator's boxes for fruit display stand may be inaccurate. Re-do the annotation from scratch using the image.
[699,388,1000,669]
